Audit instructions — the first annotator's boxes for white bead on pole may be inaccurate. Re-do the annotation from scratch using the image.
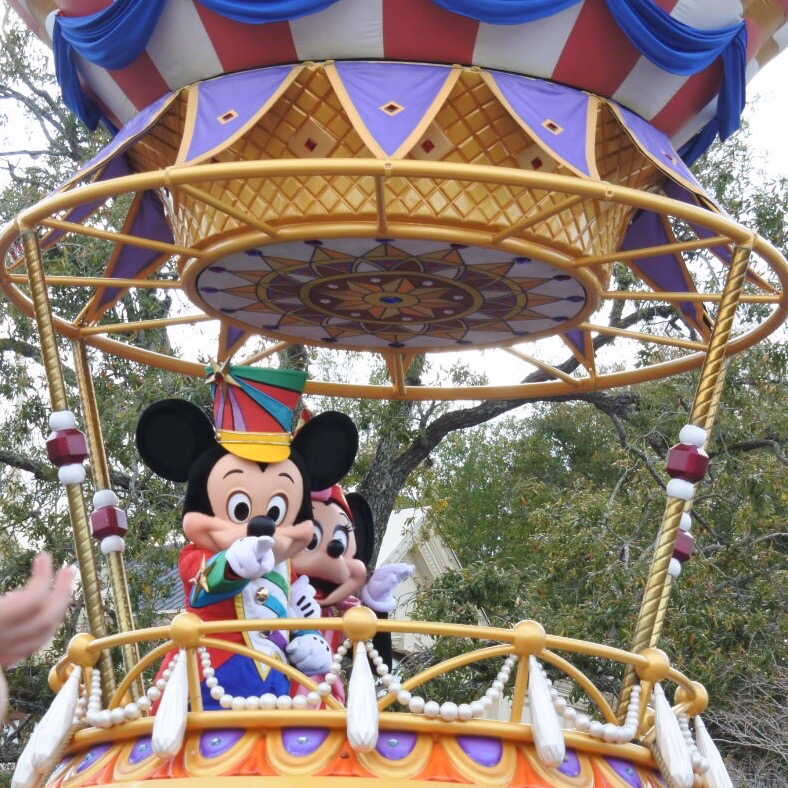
[100,535,126,554]
[49,410,77,430]
[346,641,379,752]
[92,489,119,508]
[694,716,733,788]
[528,656,566,768]
[666,478,695,501]
[152,649,189,758]
[679,424,707,447]
[58,463,86,485]
[653,683,694,788]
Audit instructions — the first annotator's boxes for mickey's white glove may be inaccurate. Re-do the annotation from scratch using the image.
[286,633,332,675]
[361,563,415,613]
[226,535,275,579]
[288,575,321,621]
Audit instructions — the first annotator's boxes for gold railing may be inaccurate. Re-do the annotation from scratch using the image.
[51,607,706,759]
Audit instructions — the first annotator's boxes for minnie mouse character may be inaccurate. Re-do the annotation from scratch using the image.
[136,365,358,709]
[292,484,414,700]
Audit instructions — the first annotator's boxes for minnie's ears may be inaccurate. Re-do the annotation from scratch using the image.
[136,399,216,482]
[347,492,375,567]
[291,411,358,491]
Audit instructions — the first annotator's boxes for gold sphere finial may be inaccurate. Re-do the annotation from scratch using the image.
[342,606,379,642]
[67,632,98,668]
[635,647,672,682]
[170,612,204,648]
[675,681,709,716]
[512,620,546,655]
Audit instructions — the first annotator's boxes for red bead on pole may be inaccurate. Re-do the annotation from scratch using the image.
[673,530,695,563]
[665,443,709,484]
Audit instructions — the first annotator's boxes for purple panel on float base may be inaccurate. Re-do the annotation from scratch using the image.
[282,727,330,756]
[75,743,112,773]
[199,729,245,758]
[557,748,581,777]
[335,62,452,156]
[456,735,503,767]
[605,756,644,787]
[128,736,154,765]
[564,328,587,356]
[491,71,594,177]
[184,67,293,163]
[375,730,417,760]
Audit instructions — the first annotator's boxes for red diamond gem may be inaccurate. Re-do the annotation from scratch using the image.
[673,530,695,563]
[46,429,89,467]
[304,138,317,152]
[531,157,543,170]
[91,506,129,541]
[421,139,435,153]
[666,443,709,483]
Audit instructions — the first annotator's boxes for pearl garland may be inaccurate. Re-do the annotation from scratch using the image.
[77,666,155,729]
[394,655,520,723]
[198,646,323,710]
[678,713,710,776]
[545,662,642,744]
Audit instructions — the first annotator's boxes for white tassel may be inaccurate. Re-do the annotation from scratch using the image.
[12,665,82,788]
[694,716,733,788]
[346,641,379,752]
[653,683,694,788]
[30,665,81,769]
[528,656,565,768]
[152,649,189,758]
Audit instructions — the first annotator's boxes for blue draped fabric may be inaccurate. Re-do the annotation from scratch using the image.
[52,0,748,159]
[196,0,341,23]
[427,0,580,24]
[53,0,168,128]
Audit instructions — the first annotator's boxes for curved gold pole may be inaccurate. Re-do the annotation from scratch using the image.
[20,230,115,698]
[72,339,142,700]
[618,241,752,717]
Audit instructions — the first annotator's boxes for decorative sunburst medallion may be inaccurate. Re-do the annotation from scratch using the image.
[191,238,594,351]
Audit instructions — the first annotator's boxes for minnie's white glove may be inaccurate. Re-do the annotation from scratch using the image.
[288,575,321,621]
[286,633,332,675]
[361,563,415,613]
[226,535,275,579]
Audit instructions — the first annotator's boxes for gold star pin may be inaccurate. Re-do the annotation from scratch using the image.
[190,556,211,594]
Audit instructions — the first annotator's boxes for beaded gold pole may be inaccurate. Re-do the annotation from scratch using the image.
[618,241,753,717]
[73,339,142,699]
[20,229,115,696]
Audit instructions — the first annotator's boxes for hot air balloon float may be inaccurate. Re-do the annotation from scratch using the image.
[1,0,787,785]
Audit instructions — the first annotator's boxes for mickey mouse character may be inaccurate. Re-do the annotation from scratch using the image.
[136,365,358,709]
[292,484,414,701]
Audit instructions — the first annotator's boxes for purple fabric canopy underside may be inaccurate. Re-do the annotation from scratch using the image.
[491,71,594,177]
[41,155,132,250]
[97,190,173,308]
[184,66,293,163]
[334,62,452,156]
[622,209,702,329]
[614,102,699,189]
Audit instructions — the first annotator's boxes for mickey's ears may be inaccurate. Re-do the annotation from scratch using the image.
[292,411,358,491]
[136,399,215,482]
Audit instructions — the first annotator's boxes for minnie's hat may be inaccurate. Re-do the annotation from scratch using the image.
[207,362,307,463]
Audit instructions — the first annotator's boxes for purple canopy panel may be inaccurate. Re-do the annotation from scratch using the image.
[611,101,703,195]
[180,66,297,164]
[219,324,252,359]
[622,210,709,338]
[60,92,176,191]
[663,181,774,293]
[88,190,173,318]
[40,156,133,250]
[331,62,455,158]
[488,71,597,178]
[561,327,594,369]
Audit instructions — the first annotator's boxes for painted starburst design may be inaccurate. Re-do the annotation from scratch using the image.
[196,238,589,350]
